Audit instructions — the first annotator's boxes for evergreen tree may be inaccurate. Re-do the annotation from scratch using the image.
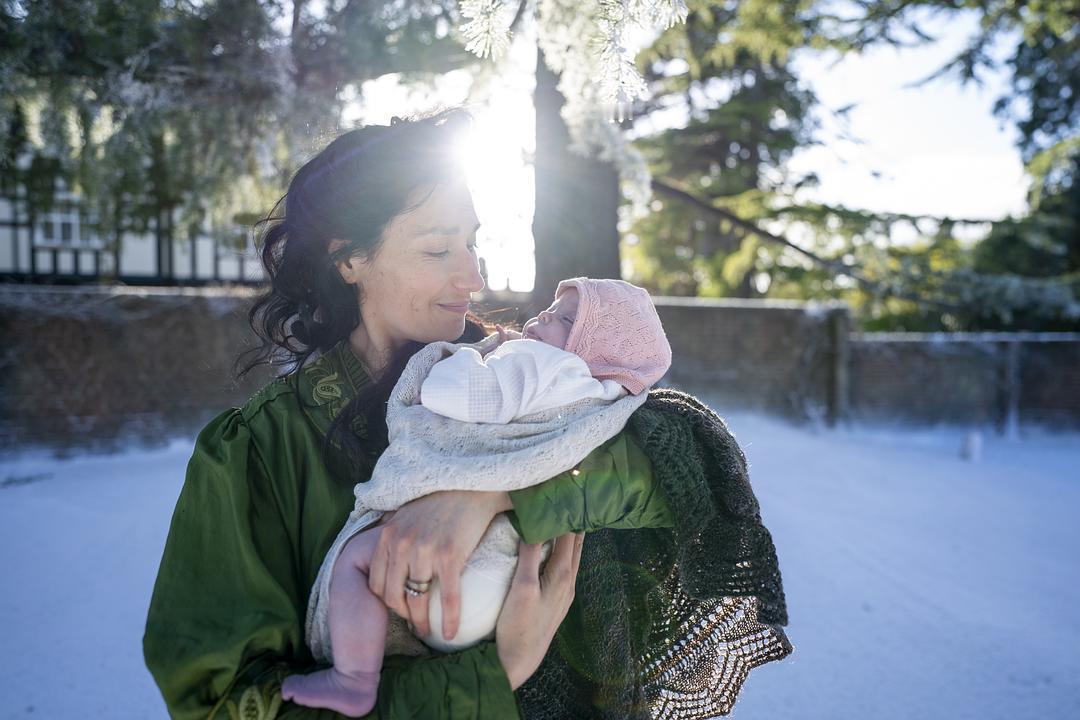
[623,0,1080,330]
[625,0,818,297]
[0,0,475,249]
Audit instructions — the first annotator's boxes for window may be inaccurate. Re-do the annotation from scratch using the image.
[33,186,103,249]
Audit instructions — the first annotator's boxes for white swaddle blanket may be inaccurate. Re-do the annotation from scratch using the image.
[305,334,647,662]
[421,338,627,423]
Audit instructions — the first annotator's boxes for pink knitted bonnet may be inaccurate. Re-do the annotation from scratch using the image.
[555,277,672,395]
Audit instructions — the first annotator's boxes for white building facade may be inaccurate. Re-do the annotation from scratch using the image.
[0,178,264,285]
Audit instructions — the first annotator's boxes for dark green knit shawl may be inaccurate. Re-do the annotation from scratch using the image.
[515,389,791,719]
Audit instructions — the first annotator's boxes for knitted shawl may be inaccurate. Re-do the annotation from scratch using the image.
[515,389,792,720]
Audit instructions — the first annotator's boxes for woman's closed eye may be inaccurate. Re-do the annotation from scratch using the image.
[425,238,479,259]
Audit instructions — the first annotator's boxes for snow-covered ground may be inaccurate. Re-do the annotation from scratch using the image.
[1,412,1078,719]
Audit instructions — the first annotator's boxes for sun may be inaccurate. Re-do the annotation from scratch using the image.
[454,101,537,293]
[348,42,539,292]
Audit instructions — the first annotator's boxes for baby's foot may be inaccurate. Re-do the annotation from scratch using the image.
[281,667,380,718]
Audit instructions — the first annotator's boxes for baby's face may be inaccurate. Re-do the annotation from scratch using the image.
[521,288,580,349]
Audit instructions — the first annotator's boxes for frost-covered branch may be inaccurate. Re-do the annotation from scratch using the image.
[457,0,687,216]
[460,0,516,58]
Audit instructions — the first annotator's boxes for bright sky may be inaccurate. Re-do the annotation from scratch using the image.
[786,11,1029,228]
[348,10,1029,292]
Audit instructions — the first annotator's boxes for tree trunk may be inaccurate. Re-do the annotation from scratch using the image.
[531,48,620,307]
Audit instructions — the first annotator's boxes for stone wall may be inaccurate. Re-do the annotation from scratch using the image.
[0,285,272,453]
[443,293,852,423]
[2,286,1078,454]
[652,297,851,424]
[849,332,1080,430]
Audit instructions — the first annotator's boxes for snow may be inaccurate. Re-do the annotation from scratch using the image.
[2,413,1078,719]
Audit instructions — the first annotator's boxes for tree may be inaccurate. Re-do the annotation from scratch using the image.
[0,0,690,297]
[624,0,819,298]
[521,0,688,304]
[622,0,1080,330]
[532,49,622,303]
[0,0,476,252]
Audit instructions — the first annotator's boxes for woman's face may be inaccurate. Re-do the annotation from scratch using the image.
[522,288,580,350]
[344,178,485,357]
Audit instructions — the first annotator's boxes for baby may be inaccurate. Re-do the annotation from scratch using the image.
[282,278,672,717]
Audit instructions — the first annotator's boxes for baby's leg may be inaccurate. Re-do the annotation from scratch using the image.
[281,526,387,717]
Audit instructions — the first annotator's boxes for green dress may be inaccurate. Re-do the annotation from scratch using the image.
[143,341,674,720]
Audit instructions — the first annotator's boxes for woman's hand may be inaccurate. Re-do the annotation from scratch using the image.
[496,532,585,690]
[368,490,513,641]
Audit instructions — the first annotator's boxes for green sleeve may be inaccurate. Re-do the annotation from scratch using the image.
[507,430,674,544]
[143,409,521,720]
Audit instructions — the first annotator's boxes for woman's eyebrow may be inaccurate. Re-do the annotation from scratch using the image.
[414,221,482,238]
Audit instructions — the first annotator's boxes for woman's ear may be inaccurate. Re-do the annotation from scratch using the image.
[328,239,363,285]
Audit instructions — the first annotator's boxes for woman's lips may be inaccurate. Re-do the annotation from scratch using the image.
[438,302,470,314]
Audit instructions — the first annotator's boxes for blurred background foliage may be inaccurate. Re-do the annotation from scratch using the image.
[1,0,1077,330]
[0,0,474,246]
[624,0,1079,331]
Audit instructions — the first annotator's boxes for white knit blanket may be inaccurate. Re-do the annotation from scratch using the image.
[306,335,647,662]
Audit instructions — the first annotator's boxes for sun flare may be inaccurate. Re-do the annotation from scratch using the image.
[456,101,536,293]
[350,37,539,292]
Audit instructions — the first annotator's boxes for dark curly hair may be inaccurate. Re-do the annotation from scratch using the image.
[238,108,489,483]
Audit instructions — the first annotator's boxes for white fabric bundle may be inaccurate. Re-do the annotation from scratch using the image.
[305,335,647,662]
[420,339,627,423]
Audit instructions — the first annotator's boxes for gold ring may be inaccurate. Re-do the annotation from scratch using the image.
[405,577,432,596]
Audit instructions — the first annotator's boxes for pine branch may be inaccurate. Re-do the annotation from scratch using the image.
[770,202,1003,229]
[650,176,1079,320]
[652,176,870,279]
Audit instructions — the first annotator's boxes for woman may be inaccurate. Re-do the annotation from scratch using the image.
[142,110,680,719]
[145,109,792,720]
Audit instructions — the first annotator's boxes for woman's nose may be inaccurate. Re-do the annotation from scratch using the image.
[453,250,485,294]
